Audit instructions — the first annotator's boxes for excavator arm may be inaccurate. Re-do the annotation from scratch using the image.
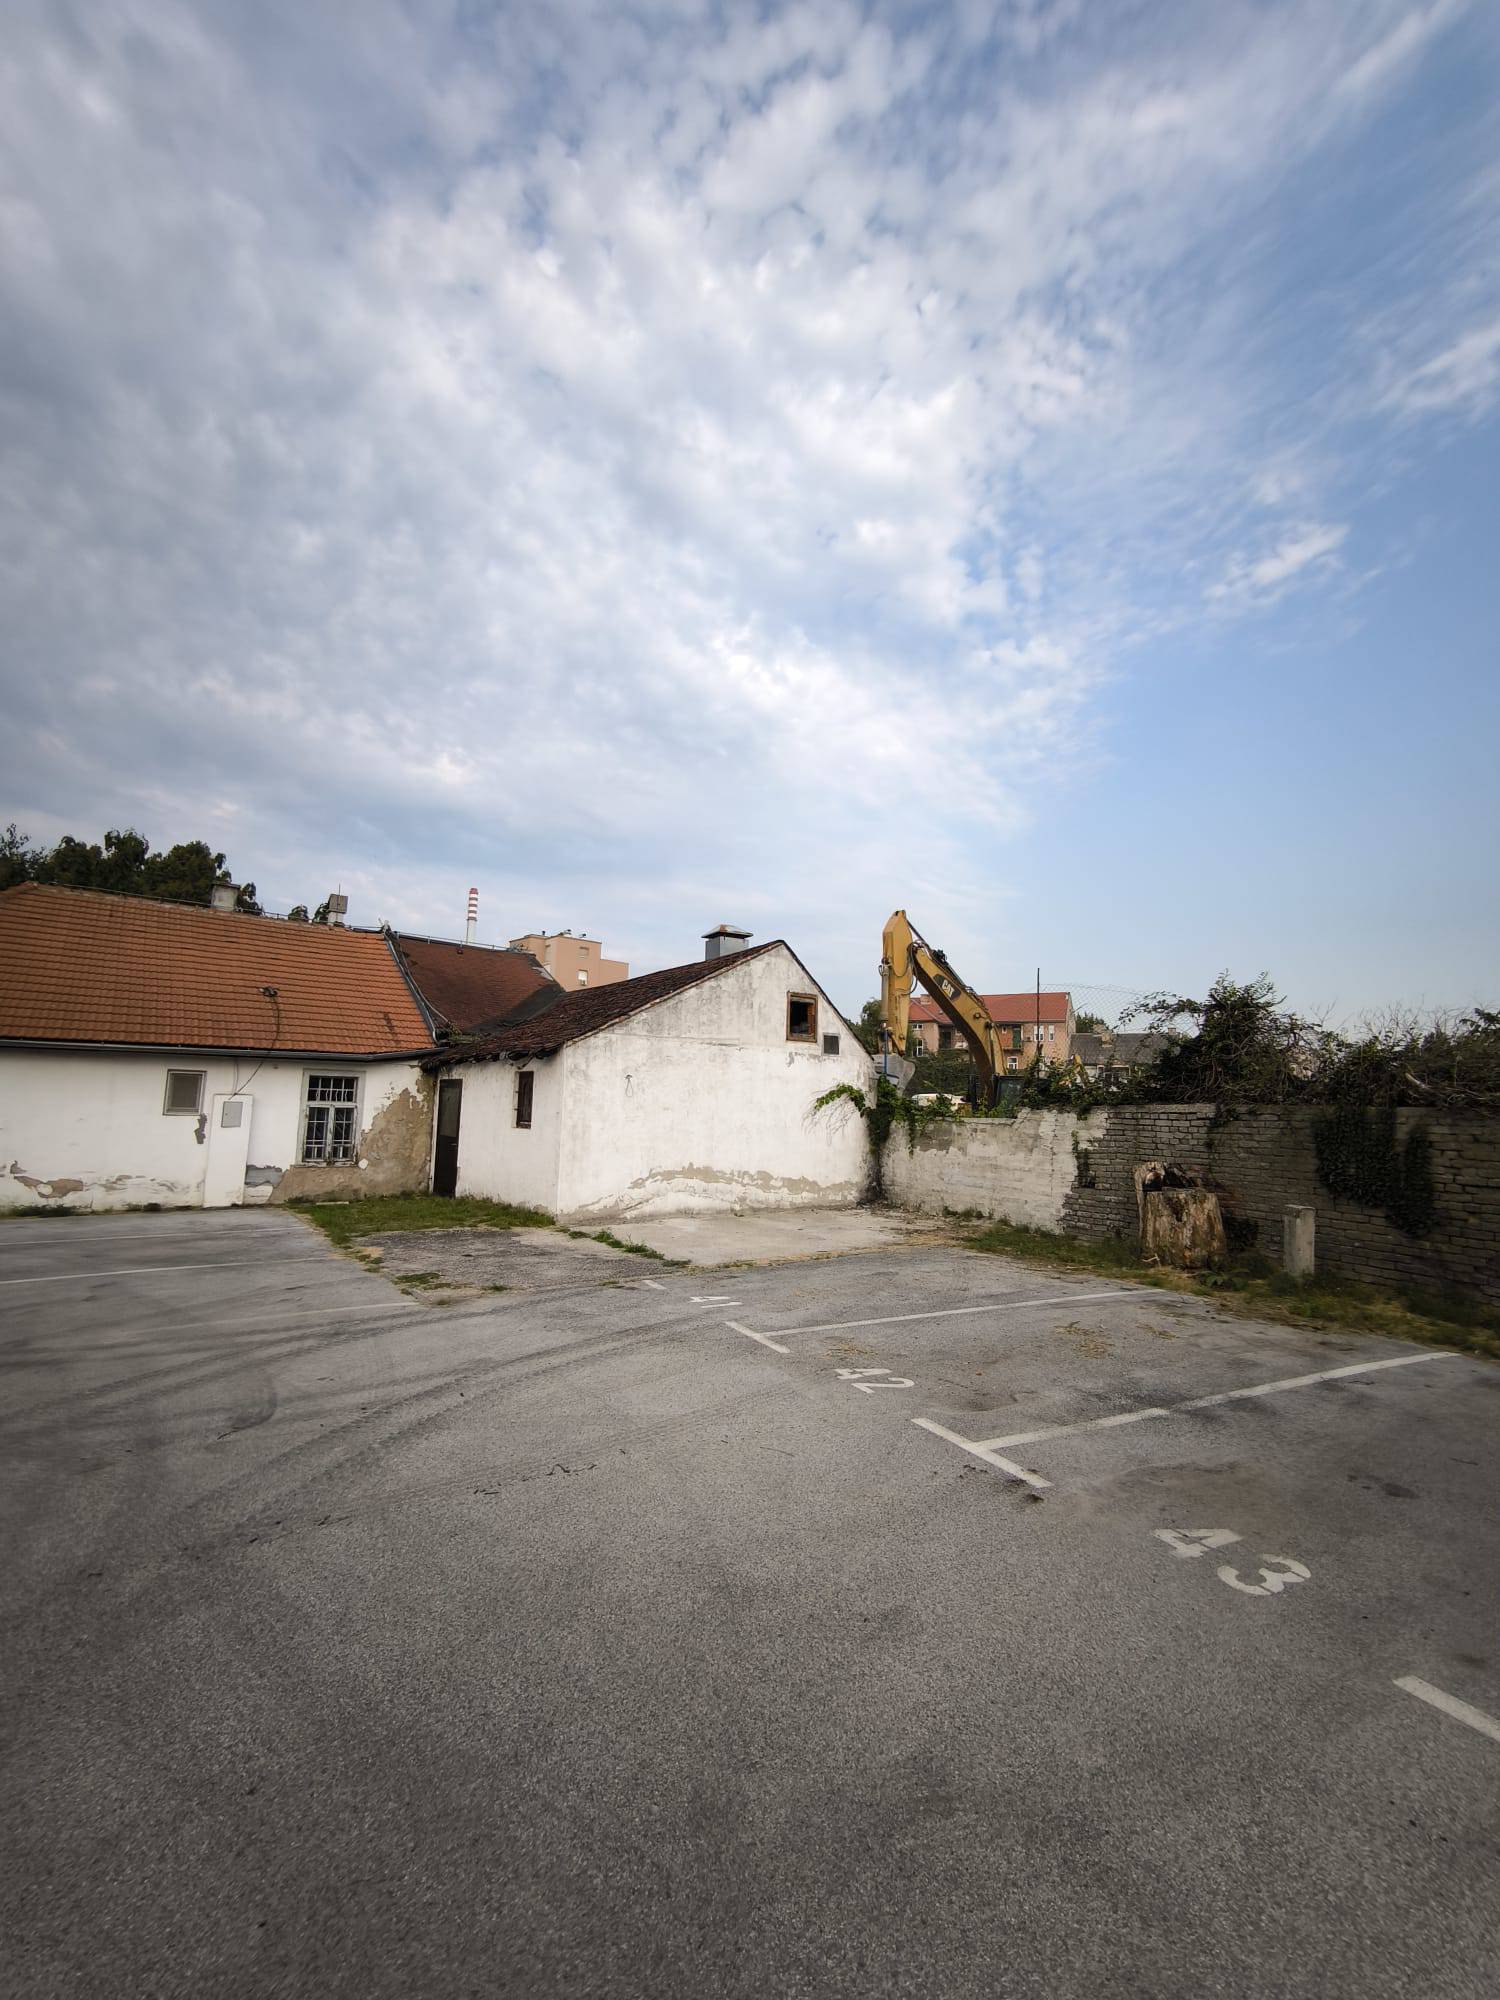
[880,909,1002,1104]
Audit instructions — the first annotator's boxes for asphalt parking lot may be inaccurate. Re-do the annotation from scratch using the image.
[2,1209,1497,1998]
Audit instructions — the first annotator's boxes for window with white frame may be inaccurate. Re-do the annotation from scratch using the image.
[163,1069,205,1116]
[301,1073,360,1164]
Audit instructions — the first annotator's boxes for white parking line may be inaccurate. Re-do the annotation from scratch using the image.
[725,1320,791,1355]
[0,1258,326,1287]
[911,1418,1051,1490]
[976,1349,1457,1450]
[1395,1676,1500,1746]
[750,1289,1138,1339]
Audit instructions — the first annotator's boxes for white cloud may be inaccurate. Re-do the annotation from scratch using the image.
[1382,314,1500,417]
[0,0,1492,994]
[1208,523,1350,606]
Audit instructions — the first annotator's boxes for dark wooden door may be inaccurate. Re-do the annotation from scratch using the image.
[433,1079,462,1196]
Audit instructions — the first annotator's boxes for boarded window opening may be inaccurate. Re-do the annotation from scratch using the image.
[787,994,818,1043]
[515,1069,535,1128]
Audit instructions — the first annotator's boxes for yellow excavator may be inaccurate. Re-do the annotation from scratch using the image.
[879,909,1005,1106]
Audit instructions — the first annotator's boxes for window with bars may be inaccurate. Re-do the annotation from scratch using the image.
[301,1073,360,1164]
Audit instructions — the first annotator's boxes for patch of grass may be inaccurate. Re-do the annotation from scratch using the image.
[289,1193,552,1250]
[960,1216,1499,1360]
[965,1217,1147,1279]
[563,1227,687,1266]
[393,1270,446,1288]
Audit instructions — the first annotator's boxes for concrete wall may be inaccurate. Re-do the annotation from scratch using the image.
[449,1056,562,1212]
[0,1049,430,1212]
[888,1103,1500,1302]
[884,1109,1083,1229]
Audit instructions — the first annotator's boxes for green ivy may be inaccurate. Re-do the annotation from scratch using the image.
[1312,1106,1438,1237]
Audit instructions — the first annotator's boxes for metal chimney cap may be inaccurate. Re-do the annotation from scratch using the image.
[701,923,752,938]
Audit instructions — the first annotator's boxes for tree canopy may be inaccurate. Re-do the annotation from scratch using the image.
[1,823,261,913]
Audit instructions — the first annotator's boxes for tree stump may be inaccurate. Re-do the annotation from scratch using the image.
[1141,1187,1227,1269]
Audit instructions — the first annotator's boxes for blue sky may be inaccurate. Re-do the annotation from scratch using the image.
[1,0,1496,1023]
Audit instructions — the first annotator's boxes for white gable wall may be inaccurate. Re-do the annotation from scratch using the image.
[0,1048,430,1211]
[552,944,874,1220]
[449,1054,561,1212]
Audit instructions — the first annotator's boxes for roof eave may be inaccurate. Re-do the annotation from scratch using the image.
[0,1036,434,1061]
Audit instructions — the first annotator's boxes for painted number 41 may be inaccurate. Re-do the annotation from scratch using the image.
[1153,1527,1311,1598]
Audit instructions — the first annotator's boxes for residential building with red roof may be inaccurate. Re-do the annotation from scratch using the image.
[908,989,1076,1073]
[0,884,448,1211]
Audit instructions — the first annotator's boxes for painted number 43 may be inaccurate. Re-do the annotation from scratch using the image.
[1153,1527,1311,1598]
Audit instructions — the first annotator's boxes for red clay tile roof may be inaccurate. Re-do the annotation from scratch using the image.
[0,884,433,1055]
[909,989,1072,1024]
[391,932,557,1034]
[428,941,783,1064]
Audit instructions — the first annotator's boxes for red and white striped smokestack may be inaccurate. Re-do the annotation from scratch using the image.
[464,886,478,947]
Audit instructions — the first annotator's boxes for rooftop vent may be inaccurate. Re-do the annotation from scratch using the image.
[702,923,752,961]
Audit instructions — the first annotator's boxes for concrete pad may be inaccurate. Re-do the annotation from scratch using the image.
[359,1226,648,1291]
[597,1204,945,1268]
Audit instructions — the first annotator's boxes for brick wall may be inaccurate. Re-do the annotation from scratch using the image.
[887,1104,1500,1302]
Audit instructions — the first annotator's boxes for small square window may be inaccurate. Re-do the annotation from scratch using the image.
[515,1069,535,1129]
[822,1033,840,1056]
[577,971,588,984]
[164,1069,205,1115]
[787,994,818,1043]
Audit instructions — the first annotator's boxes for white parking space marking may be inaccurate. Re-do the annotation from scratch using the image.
[692,1294,742,1306]
[976,1348,1457,1450]
[1395,1677,1500,1746]
[911,1418,1051,1490]
[725,1320,791,1355]
[988,1405,1172,1449]
[636,1279,667,1291]
[0,1258,325,1287]
[752,1288,1139,1339]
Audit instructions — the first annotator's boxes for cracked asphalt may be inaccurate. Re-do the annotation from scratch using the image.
[2,1208,1497,1998]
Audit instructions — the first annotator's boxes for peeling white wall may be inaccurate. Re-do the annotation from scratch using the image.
[883,1110,1083,1228]
[551,944,875,1220]
[0,1049,426,1211]
[448,1055,561,1211]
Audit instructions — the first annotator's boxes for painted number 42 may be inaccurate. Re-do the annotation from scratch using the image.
[1153,1528,1311,1598]
[835,1367,914,1393]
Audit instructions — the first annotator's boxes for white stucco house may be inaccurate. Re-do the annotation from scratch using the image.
[429,936,875,1221]
[0,884,449,1211]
